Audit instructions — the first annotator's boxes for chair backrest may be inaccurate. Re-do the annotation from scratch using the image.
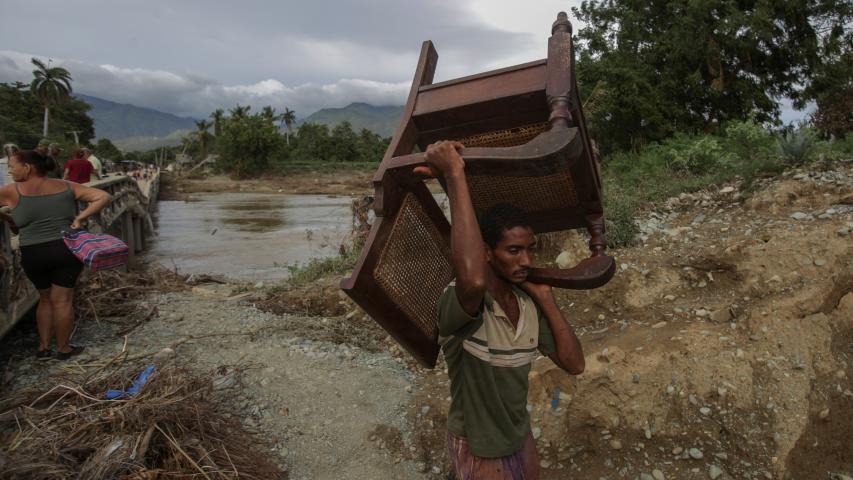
[341,12,612,368]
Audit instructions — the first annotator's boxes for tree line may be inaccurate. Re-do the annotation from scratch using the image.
[179,105,390,177]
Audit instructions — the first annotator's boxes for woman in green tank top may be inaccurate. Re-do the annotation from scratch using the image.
[0,150,110,360]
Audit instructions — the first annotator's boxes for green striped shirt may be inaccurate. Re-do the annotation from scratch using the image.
[438,281,556,458]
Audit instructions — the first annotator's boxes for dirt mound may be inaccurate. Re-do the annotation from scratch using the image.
[402,161,853,479]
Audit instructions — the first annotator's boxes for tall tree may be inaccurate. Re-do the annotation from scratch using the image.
[193,119,212,161]
[281,108,296,145]
[30,58,73,137]
[211,108,224,136]
[229,104,251,119]
[260,106,277,123]
[572,0,843,152]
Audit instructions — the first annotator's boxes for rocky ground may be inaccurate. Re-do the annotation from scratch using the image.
[1,160,851,479]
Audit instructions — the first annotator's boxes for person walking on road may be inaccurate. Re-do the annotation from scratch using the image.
[0,150,110,360]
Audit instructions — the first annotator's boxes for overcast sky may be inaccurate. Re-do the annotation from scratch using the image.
[0,0,807,122]
[0,0,585,119]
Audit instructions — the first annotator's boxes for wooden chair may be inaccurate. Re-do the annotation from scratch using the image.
[341,12,615,368]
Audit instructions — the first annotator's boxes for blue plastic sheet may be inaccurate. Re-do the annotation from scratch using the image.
[105,364,157,399]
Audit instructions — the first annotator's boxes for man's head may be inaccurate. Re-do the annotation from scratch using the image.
[48,143,63,157]
[479,203,536,284]
[35,138,49,154]
[81,148,91,158]
[3,143,18,158]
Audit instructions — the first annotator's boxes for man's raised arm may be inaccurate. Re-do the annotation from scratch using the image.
[417,141,487,316]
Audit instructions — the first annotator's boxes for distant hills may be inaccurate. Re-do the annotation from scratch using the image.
[304,103,402,138]
[76,95,403,150]
[76,93,197,150]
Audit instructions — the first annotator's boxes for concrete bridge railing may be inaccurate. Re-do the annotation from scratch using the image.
[0,172,159,338]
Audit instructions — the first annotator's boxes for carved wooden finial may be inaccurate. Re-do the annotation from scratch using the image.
[552,11,572,35]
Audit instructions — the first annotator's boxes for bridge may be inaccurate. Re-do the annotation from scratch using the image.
[0,172,160,338]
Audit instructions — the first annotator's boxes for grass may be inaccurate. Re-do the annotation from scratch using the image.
[600,121,850,247]
[271,251,360,290]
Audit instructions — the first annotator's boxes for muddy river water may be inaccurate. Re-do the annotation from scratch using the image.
[146,193,354,282]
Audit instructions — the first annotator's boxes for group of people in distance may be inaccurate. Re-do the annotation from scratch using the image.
[1,141,110,361]
[1,139,103,188]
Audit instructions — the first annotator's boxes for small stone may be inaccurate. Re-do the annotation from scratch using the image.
[416,462,427,472]
[640,473,655,480]
[609,439,623,450]
[152,347,175,362]
[532,427,542,439]
[666,385,675,395]
[709,464,724,479]
[818,407,830,420]
[664,294,676,301]
[598,313,606,320]
[632,373,641,383]
[688,447,704,459]
[689,394,699,405]
[620,263,629,272]
[540,459,551,468]
[672,447,683,455]
[695,309,710,317]
[736,348,745,358]
[644,427,652,439]
[431,466,441,474]
[652,321,668,329]
[254,281,265,289]
[719,186,735,194]
[653,470,665,480]
[700,407,711,415]
[814,258,827,267]
[710,308,732,323]
[767,275,782,283]
[405,385,412,393]
[790,212,812,221]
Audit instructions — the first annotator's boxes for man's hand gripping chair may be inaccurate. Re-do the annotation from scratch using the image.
[341,12,616,368]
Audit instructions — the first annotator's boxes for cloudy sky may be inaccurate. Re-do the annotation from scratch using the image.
[0,0,585,119]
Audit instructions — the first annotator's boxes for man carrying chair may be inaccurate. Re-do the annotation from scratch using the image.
[417,140,586,480]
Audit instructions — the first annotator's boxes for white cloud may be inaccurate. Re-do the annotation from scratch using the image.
[0,50,407,119]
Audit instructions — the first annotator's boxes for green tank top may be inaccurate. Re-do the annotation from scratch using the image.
[10,184,77,246]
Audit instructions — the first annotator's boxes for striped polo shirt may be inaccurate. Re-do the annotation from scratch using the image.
[438,281,556,458]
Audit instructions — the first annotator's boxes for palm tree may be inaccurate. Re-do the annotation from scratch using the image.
[261,106,277,123]
[229,104,251,119]
[30,58,72,137]
[210,108,224,136]
[194,119,212,161]
[281,108,296,145]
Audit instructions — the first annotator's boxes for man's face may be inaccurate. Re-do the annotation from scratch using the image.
[50,148,61,157]
[35,145,48,154]
[486,226,536,284]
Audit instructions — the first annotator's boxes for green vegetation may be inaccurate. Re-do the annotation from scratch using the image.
[0,81,94,149]
[573,0,851,153]
[30,58,73,137]
[282,252,360,289]
[602,119,851,247]
[92,138,123,161]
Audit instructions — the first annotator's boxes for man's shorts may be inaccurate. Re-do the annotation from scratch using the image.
[446,430,539,480]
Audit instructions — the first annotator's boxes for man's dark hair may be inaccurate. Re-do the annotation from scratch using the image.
[478,203,532,248]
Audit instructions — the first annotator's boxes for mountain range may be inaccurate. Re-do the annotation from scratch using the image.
[78,94,403,151]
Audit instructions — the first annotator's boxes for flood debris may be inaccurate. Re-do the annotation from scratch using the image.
[0,361,286,479]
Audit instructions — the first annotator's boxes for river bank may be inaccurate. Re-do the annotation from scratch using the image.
[160,170,374,200]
